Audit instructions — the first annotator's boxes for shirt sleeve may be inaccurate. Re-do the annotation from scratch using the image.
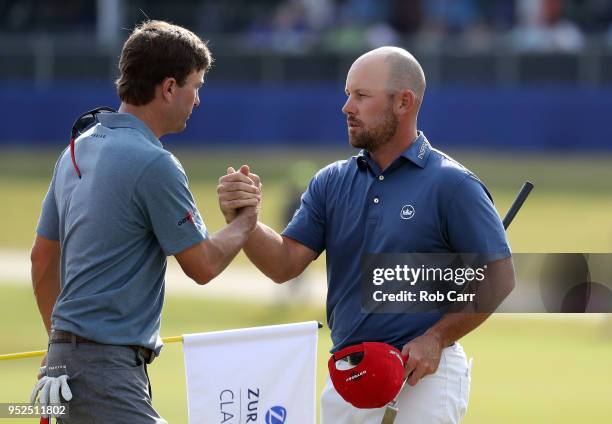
[445,174,511,263]
[281,167,328,254]
[36,173,60,241]
[134,153,208,256]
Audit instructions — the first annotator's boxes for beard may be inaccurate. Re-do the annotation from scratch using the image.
[348,106,399,153]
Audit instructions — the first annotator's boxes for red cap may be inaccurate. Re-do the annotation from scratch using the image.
[328,342,407,409]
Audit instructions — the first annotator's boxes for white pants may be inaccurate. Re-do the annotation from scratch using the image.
[321,342,472,424]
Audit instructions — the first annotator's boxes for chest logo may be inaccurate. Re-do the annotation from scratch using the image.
[400,205,415,220]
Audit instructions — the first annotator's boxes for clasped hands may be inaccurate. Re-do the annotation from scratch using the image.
[217,164,262,230]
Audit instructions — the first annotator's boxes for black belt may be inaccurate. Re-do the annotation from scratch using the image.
[49,330,155,364]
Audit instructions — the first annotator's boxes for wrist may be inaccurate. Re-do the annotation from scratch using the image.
[424,327,447,349]
[222,211,235,224]
[233,213,256,232]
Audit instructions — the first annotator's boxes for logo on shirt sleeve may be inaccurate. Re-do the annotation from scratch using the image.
[178,210,196,226]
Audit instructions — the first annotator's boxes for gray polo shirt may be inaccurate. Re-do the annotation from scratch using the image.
[37,112,207,355]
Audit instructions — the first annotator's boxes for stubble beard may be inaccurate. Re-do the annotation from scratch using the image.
[349,106,399,154]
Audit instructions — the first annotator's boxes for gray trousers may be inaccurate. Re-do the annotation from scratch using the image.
[46,341,167,423]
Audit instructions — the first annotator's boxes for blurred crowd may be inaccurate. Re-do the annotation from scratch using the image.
[2,0,612,53]
[234,0,612,52]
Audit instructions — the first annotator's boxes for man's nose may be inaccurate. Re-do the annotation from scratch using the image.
[342,97,355,116]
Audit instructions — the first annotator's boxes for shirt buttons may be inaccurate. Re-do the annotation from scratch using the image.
[378,175,384,181]
[373,197,380,204]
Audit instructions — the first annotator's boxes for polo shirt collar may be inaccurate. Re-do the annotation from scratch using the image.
[356,131,432,171]
[97,112,162,147]
[356,150,370,171]
[399,131,431,169]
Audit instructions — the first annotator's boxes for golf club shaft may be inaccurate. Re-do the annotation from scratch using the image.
[502,181,534,230]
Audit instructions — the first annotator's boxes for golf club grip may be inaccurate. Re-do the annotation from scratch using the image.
[502,181,534,230]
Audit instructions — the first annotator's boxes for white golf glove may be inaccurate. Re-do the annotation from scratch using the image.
[30,370,73,417]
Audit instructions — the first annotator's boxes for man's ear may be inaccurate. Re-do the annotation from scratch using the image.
[396,89,416,116]
[160,77,177,102]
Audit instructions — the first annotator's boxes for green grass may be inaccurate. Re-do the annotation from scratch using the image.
[0,285,611,423]
[462,316,612,423]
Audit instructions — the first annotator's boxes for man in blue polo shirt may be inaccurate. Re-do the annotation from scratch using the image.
[218,46,515,423]
[30,21,261,423]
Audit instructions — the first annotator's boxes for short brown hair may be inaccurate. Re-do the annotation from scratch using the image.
[116,20,213,106]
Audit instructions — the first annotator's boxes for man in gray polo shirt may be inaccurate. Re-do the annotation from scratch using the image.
[30,21,261,423]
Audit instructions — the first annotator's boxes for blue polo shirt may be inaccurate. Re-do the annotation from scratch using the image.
[36,113,207,355]
[282,132,511,352]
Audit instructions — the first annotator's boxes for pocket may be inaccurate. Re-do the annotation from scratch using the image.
[102,365,149,398]
[46,344,71,377]
[458,358,473,419]
[45,346,80,397]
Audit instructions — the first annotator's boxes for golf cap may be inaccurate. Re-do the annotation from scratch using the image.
[328,342,407,409]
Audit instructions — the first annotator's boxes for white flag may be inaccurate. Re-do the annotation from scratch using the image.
[183,321,319,424]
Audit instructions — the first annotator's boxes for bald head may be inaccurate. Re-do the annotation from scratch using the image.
[353,46,426,104]
[343,47,425,151]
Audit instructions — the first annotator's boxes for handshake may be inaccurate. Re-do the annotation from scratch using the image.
[217,164,262,232]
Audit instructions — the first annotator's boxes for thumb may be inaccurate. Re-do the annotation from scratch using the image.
[401,343,411,358]
[249,173,261,187]
[227,166,236,174]
[239,164,250,176]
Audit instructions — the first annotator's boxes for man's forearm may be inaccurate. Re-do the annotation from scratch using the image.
[32,259,61,335]
[426,256,516,346]
[217,169,314,283]
[243,223,293,283]
[202,215,256,280]
[425,313,490,348]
